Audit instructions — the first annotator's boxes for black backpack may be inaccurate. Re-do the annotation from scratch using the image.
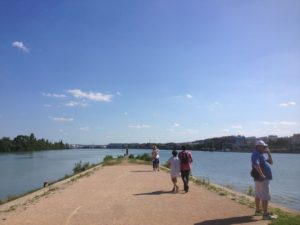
[181,152,189,164]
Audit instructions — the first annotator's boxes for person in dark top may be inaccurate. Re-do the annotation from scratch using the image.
[178,145,193,193]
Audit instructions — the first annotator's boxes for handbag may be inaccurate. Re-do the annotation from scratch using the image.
[250,167,260,179]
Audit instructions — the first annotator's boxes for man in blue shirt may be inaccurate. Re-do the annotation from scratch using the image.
[251,140,274,220]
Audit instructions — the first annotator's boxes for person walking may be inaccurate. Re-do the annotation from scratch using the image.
[151,145,160,172]
[167,150,181,193]
[178,145,193,193]
[251,140,274,220]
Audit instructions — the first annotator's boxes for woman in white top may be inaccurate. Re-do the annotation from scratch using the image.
[152,145,160,172]
[168,150,180,193]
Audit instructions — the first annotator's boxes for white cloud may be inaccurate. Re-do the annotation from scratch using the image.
[116,92,121,96]
[128,124,150,129]
[42,92,66,98]
[80,126,90,131]
[67,89,113,102]
[279,101,296,107]
[65,101,88,107]
[12,41,29,52]
[59,129,68,135]
[260,121,298,126]
[173,123,180,127]
[49,117,74,122]
[44,104,53,108]
[124,112,128,116]
[231,125,243,129]
[186,94,193,99]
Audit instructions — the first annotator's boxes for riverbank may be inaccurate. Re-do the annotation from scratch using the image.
[0,159,276,225]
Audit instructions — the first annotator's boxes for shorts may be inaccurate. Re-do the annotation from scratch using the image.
[152,158,159,168]
[255,179,271,201]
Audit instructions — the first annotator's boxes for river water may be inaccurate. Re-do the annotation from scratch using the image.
[0,149,299,211]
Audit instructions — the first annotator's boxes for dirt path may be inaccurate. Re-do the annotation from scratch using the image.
[0,162,268,225]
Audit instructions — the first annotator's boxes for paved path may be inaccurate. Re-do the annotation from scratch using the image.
[0,162,268,225]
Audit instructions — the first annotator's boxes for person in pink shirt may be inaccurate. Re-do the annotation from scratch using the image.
[178,145,193,193]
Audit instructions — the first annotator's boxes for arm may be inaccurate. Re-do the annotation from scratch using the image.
[265,148,273,165]
[253,164,266,179]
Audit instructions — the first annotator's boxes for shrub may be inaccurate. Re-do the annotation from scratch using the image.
[128,154,135,159]
[117,155,124,159]
[140,153,151,161]
[103,155,114,162]
[246,186,253,196]
[73,161,90,174]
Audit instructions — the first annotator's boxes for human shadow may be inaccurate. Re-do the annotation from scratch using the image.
[133,190,173,196]
[194,215,257,225]
[130,170,153,173]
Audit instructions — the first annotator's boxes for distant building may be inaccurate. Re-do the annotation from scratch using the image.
[246,137,256,145]
[234,135,246,145]
[291,134,300,144]
[268,135,278,141]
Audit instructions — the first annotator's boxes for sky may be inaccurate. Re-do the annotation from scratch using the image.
[0,0,299,144]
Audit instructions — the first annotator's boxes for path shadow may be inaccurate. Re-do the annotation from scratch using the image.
[130,170,153,173]
[133,190,173,196]
[194,215,257,225]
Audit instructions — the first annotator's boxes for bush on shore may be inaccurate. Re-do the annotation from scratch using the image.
[73,161,91,174]
[135,153,151,161]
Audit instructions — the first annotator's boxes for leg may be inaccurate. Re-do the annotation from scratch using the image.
[174,177,179,192]
[181,170,189,192]
[262,200,268,214]
[171,177,176,192]
[254,181,262,213]
[255,198,261,213]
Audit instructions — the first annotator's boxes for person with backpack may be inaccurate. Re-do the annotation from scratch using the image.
[178,145,193,193]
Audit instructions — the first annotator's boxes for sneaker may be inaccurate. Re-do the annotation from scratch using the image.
[255,210,262,216]
[263,213,277,220]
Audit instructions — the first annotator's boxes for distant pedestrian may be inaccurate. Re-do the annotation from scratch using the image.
[251,140,275,220]
[151,145,160,172]
[167,150,180,193]
[178,145,193,192]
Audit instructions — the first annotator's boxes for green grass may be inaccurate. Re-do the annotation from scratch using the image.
[269,208,300,225]
[188,175,300,225]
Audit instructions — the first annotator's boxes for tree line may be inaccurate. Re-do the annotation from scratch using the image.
[0,133,69,152]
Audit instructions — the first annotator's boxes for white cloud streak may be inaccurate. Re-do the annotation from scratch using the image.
[260,121,298,126]
[67,89,113,102]
[12,41,29,52]
[80,126,90,131]
[65,101,88,107]
[49,117,74,122]
[128,124,150,129]
[279,102,296,107]
[231,125,243,129]
[42,92,66,98]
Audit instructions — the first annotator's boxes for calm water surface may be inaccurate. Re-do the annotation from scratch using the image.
[0,149,299,211]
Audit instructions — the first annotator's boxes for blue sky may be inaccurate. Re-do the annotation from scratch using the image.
[0,0,299,144]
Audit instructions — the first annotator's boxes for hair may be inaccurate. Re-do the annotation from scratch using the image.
[181,145,186,151]
[172,150,178,157]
